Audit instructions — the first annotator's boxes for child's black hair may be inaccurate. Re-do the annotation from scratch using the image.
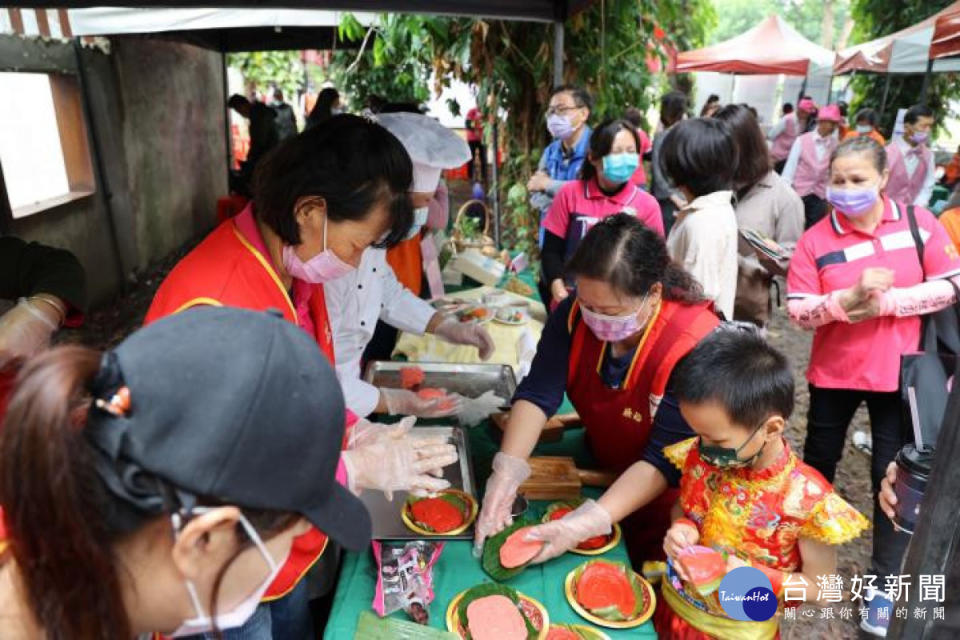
[673,329,795,427]
[659,117,738,196]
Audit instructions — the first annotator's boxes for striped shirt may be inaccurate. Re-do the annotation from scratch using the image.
[787,196,960,391]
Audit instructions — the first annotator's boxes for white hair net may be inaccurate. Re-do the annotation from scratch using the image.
[376,112,471,193]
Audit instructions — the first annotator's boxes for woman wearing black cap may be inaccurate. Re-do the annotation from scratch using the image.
[143,114,448,636]
[0,308,382,638]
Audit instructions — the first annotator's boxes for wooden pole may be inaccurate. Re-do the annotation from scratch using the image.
[920,57,935,104]
[879,73,892,120]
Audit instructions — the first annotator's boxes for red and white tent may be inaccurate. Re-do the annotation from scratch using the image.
[834,1,960,74]
[671,15,836,76]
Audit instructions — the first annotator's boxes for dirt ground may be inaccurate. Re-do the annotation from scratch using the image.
[56,198,876,639]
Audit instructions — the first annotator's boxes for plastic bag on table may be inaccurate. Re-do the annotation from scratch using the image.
[372,540,445,624]
[457,390,505,427]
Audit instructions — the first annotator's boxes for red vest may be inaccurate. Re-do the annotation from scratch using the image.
[145,218,332,601]
[565,298,719,562]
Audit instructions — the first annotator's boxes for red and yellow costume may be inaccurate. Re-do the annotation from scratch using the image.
[654,437,868,640]
[145,205,336,602]
[565,299,719,562]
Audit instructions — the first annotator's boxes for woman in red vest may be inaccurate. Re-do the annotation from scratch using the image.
[474,214,719,566]
[145,115,456,639]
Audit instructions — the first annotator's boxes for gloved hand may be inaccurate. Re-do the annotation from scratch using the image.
[433,318,495,360]
[472,452,531,557]
[0,297,62,365]
[381,387,463,418]
[341,416,459,500]
[524,499,612,564]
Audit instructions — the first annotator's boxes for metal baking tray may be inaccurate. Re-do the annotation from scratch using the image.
[363,361,517,401]
[361,425,478,540]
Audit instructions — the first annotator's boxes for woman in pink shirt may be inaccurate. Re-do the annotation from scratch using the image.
[786,136,960,636]
[539,119,663,307]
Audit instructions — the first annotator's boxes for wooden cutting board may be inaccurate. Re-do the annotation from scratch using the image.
[518,456,618,501]
[489,412,580,444]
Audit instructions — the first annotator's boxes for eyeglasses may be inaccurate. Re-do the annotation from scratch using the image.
[546,104,581,117]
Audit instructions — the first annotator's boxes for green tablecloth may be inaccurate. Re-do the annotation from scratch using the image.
[325,267,656,638]
[323,422,657,639]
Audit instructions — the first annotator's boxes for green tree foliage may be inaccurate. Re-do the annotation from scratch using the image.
[709,0,851,49]
[330,1,713,256]
[849,0,959,136]
[227,51,304,101]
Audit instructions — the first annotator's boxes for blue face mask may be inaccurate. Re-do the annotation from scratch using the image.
[601,153,639,185]
[404,206,429,240]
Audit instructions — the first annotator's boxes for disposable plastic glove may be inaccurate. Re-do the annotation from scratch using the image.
[0,298,61,364]
[341,416,459,500]
[524,499,612,564]
[472,451,531,557]
[433,318,495,360]
[381,387,463,418]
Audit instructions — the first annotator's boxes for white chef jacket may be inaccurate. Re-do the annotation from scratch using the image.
[325,247,437,416]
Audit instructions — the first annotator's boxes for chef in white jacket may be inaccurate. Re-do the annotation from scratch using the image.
[326,112,495,418]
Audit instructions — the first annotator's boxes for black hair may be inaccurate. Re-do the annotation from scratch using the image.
[580,119,641,183]
[712,104,771,192]
[707,94,720,104]
[273,88,284,102]
[782,102,794,114]
[660,117,738,196]
[566,213,704,303]
[905,104,934,125]
[227,94,249,110]
[306,87,340,128]
[551,84,593,112]
[838,100,849,117]
[623,107,645,131]
[252,113,413,248]
[673,329,795,426]
[660,91,688,127]
[379,102,426,114]
[854,108,878,127]
[831,135,887,174]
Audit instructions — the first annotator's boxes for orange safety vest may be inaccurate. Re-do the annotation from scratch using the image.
[939,207,960,254]
[386,235,423,296]
[145,217,331,601]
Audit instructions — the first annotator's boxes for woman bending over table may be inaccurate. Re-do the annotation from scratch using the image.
[475,214,720,566]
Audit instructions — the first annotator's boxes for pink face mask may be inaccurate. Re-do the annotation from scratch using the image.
[580,294,650,342]
[282,218,354,283]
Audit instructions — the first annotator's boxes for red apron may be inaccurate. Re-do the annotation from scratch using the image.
[565,298,719,564]
[145,217,332,601]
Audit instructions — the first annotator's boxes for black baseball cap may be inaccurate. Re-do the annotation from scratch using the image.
[84,306,371,551]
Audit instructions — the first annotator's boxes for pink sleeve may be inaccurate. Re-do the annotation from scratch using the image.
[919,211,960,279]
[640,195,664,236]
[787,292,850,329]
[786,235,823,297]
[638,130,653,154]
[336,457,349,486]
[425,182,449,230]
[877,278,959,317]
[542,184,573,239]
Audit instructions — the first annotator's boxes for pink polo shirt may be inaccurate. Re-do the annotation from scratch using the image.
[787,196,960,391]
[544,177,663,262]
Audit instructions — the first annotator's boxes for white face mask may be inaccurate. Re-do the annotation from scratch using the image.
[404,206,430,239]
[169,509,285,637]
